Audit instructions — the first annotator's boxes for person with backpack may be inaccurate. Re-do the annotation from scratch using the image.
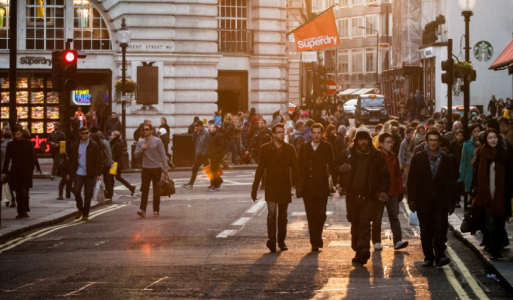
[413,90,426,119]
[246,119,272,163]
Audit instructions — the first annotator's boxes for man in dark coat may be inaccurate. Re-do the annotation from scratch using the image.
[251,123,301,252]
[208,124,225,191]
[69,127,103,222]
[47,122,66,180]
[103,112,122,139]
[1,125,35,218]
[181,121,211,190]
[407,129,457,267]
[297,123,338,251]
[338,126,390,265]
[246,119,272,163]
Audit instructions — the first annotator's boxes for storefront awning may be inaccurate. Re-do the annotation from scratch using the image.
[489,40,513,70]
[339,88,360,95]
[351,88,376,95]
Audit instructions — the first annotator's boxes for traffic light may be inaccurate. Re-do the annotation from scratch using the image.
[62,49,78,90]
[441,59,454,85]
[318,65,326,95]
[51,51,62,91]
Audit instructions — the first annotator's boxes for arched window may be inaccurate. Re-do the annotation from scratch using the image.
[0,0,9,49]
[73,0,111,51]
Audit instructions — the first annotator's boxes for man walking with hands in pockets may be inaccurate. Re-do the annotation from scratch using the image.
[251,123,301,253]
[134,123,169,217]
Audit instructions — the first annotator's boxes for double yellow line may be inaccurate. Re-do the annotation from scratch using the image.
[0,204,128,253]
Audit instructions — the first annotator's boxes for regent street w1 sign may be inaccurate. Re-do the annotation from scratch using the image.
[291,8,340,52]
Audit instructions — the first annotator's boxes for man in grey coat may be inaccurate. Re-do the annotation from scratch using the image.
[181,121,211,190]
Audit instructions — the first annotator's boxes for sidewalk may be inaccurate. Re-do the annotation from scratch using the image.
[448,206,513,292]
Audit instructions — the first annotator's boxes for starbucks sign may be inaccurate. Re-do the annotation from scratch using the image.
[473,41,493,62]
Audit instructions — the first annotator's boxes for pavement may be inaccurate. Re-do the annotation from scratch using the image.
[1,159,513,293]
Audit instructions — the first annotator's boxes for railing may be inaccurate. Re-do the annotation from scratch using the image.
[218,29,253,54]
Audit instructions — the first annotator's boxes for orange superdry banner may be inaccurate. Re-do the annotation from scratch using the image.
[293,8,340,52]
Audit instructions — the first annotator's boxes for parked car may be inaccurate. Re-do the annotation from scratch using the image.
[354,94,389,126]
[343,99,358,117]
[440,105,480,119]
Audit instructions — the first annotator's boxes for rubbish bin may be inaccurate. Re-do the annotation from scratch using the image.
[131,143,143,169]
[172,134,194,167]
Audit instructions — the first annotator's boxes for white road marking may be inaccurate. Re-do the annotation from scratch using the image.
[246,200,266,213]
[231,217,251,226]
[62,282,98,297]
[142,276,168,291]
[1,279,46,292]
[216,230,236,238]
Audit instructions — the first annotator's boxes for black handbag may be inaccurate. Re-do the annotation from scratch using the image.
[157,173,175,197]
[460,211,476,234]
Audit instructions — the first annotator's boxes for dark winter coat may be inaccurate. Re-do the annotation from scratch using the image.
[56,157,71,177]
[298,140,338,198]
[159,124,170,144]
[192,128,211,156]
[252,141,301,204]
[2,138,35,189]
[110,136,126,170]
[248,128,272,158]
[70,139,103,177]
[407,150,458,213]
[208,131,225,160]
[47,130,66,154]
[103,116,122,137]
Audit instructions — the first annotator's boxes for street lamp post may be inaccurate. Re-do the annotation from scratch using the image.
[459,0,476,141]
[117,18,131,169]
[358,25,379,87]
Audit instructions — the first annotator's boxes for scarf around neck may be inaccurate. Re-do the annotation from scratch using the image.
[473,146,505,217]
[424,145,442,179]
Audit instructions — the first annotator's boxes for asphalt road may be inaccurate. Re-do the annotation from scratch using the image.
[0,170,511,299]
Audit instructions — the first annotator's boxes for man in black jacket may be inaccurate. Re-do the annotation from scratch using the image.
[246,119,272,163]
[338,126,390,265]
[69,127,103,222]
[298,123,338,251]
[103,112,122,139]
[47,122,66,180]
[407,129,457,267]
[251,123,301,252]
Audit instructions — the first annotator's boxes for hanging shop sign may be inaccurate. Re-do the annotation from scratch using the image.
[72,90,92,106]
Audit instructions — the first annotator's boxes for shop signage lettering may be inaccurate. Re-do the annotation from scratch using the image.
[127,43,174,51]
[20,56,52,66]
[31,135,50,152]
[72,90,91,105]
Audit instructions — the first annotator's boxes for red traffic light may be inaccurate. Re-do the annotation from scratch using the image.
[62,50,77,64]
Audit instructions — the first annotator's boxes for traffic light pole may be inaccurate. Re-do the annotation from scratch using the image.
[446,39,453,128]
[8,0,17,130]
[120,38,130,170]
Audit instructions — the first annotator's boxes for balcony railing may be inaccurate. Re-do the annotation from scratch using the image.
[218,29,253,54]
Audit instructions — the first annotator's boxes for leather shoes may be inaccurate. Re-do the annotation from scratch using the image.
[435,257,450,267]
[266,240,276,253]
[278,243,288,251]
[311,247,319,252]
[422,259,434,267]
[129,186,136,196]
[15,214,23,219]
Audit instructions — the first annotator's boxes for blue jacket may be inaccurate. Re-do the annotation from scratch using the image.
[213,115,222,126]
[459,137,477,192]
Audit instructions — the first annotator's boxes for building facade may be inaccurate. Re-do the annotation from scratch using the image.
[0,0,290,157]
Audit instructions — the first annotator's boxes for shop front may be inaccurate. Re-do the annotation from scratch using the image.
[0,69,112,156]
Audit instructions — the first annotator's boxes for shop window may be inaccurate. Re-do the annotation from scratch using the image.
[0,0,9,49]
[365,47,376,73]
[26,0,65,50]
[337,49,349,74]
[351,48,363,74]
[73,0,111,51]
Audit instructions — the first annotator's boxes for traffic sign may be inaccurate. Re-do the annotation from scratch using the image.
[324,79,337,95]
[378,43,389,51]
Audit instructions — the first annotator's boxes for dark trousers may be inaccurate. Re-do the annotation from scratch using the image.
[109,169,133,196]
[417,208,448,261]
[13,187,29,215]
[102,166,112,198]
[140,168,162,212]
[51,151,61,176]
[372,196,402,244]
[210,157,223,187]
[303,196,328,247]
[348,192,375,252]
[188,154,209,185]
[58,176,72,198]
[74,175,95,217]
[267,201,288,245]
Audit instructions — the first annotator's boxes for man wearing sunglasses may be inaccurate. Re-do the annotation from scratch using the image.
[134,124,169,217]
[69,127,103,222]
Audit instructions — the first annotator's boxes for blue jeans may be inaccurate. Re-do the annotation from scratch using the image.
[372,196,402,244]
[74,175,95,217]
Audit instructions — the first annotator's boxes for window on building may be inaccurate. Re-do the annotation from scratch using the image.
[351,48,363,74]
[365,14,378,36]
[218,0,251,53]
[338,0,349,7]
[351,16,363,38]
[26,0,65,50]
[337,49,349,74]
[366,0,378,5]
[365,47,376,73]
[312,0,335,12]
[337,18,349,39]
[351,0,363,6]
[73,0,111,51]
[0,0,9,50]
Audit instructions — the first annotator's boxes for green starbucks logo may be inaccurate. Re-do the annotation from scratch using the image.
[473,41,493,62]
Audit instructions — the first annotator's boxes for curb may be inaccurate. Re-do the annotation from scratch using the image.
[0,195,120,241]
[448,217,513,293]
